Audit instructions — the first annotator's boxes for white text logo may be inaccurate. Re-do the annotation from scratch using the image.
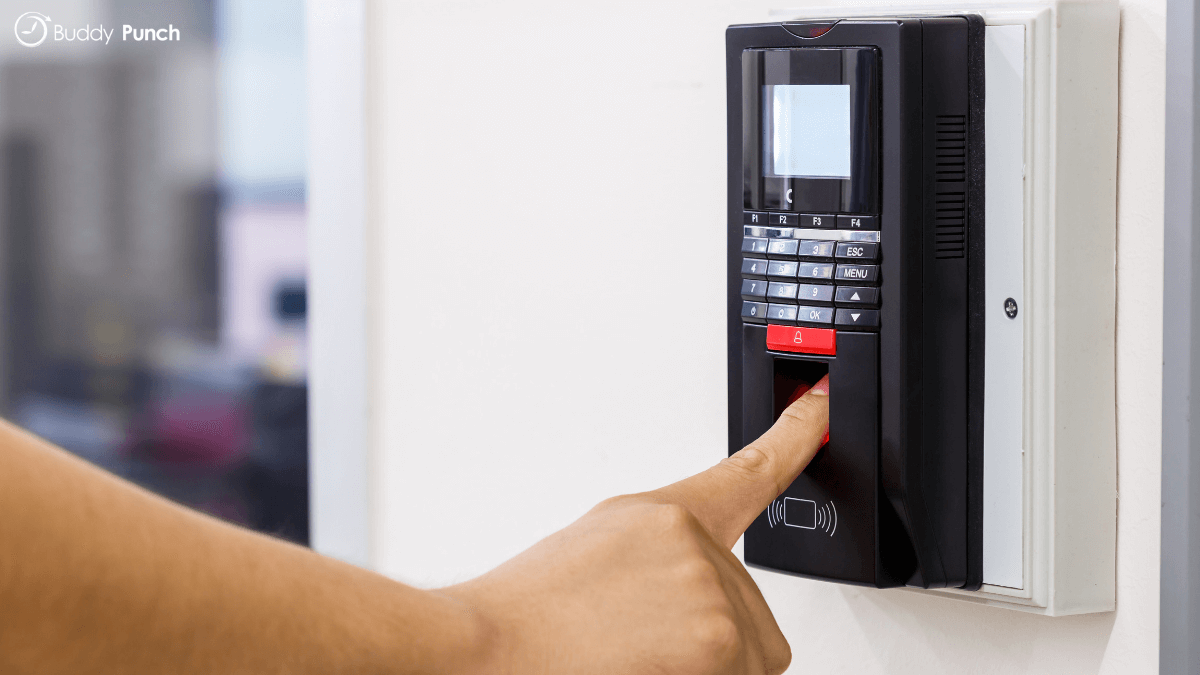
[14,12,182,47]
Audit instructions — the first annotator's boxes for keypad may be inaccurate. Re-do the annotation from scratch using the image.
[740,210,881,330]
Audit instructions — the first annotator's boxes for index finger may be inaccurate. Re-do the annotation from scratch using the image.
[650,375,829,549]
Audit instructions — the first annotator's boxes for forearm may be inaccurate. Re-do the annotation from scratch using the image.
[0,419,496,674]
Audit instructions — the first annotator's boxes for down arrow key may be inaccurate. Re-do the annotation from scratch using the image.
[835,308,879,328]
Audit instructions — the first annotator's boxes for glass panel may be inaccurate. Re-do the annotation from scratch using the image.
[0,0,309,544]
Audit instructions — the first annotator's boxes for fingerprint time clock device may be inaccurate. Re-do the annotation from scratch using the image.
[726,4,1119,614]
[726,17,986,589]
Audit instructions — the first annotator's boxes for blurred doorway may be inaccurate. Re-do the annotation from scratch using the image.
[0,0,309,544]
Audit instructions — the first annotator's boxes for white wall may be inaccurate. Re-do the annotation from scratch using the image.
[364,1,1164,672]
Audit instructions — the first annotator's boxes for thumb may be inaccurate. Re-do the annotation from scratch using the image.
[649,375,829,549]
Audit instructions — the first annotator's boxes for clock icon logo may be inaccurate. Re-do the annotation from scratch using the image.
[15,12,50,48]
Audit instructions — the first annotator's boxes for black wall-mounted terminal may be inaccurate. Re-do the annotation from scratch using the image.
[726,17,985,590]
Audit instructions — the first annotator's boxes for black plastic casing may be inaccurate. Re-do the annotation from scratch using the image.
[726,18,985,590]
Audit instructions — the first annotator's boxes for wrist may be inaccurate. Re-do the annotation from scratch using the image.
[430,584,510,675]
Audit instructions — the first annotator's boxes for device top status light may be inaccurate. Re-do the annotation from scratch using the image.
[782,21,837,39]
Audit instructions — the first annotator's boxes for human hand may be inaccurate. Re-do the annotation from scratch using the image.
[446,375,829,675]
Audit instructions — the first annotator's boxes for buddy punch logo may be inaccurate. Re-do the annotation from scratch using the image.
[14,11,49,47]
[14,11,181,48]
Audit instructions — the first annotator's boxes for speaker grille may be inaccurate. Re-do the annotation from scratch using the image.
[934,115,967,259]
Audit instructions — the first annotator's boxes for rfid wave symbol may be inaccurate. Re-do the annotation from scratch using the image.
[766,497,837,536]
[766,499,785,527]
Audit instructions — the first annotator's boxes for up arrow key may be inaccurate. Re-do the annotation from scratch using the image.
[850,292,860,301]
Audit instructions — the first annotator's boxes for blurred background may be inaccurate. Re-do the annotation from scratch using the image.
[0,0,308,543]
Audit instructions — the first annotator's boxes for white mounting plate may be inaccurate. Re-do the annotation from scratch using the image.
[768,0,1118,616]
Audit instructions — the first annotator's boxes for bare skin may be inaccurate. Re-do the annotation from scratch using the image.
[0,376,828,675]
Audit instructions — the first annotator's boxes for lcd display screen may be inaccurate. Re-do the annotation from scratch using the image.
[764,84,852,179]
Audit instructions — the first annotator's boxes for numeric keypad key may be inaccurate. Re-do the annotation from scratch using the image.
[766,239,799,257]
[741,301,767,322]
[742,258,768,277]
[767,282,798,301]
[797,240,835,258]
[741,279,768,300]
[798,284,834,303]
[742,237,768,255]
[767,260,799,278]
[767,303,799,322]
[797,262,835,281]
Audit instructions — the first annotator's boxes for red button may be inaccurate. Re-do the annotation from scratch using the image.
[766,324,836,355]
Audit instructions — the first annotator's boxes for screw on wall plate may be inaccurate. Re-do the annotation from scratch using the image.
[1004,297,1018,319]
